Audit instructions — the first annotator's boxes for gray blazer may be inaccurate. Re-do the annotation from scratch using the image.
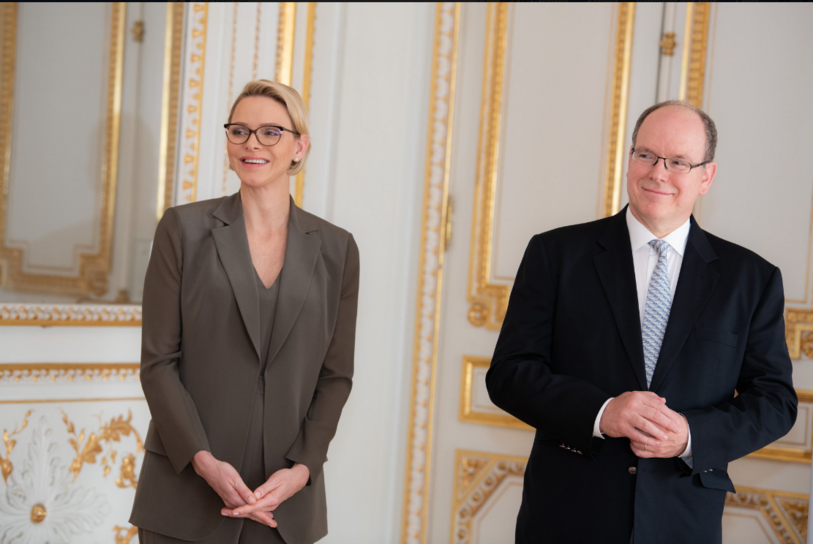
[130,192,359,543]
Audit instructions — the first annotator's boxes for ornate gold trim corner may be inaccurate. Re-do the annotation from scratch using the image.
[401,4,460,544]
[726,486,808,544]
[449,450,528,544]
[785,308,813,360]
[459,355,531,430]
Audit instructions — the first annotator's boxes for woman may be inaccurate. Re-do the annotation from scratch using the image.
[130,80,359,544]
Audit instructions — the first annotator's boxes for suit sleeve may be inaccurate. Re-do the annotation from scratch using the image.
[285,234,359,482]
[487,235,611,457]
[683,267,797,473]
[140,208,210,474]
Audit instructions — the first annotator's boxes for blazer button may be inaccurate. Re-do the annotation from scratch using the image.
[628,467,637,475]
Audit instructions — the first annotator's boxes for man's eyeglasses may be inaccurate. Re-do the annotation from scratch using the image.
[224,123,300,146]
[631,147,708,174]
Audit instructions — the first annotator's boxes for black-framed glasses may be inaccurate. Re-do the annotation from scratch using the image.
[224,123,300,146]
[631,147,708,174]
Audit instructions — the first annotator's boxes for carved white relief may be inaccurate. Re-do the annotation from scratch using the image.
[0,417,111,543]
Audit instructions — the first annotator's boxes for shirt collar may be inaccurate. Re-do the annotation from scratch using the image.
[625,206,690,257]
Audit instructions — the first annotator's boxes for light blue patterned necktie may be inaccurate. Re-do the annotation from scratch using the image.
[642,240,672,388]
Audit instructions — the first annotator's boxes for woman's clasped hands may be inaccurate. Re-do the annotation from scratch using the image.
[192,450,310,529]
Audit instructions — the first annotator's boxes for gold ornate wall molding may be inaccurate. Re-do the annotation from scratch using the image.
[466,3,636,330]
[294,2,317,208]
[178,2,209,204]
[156,2,185,219]
[602,2,635,218]
[0,304,141,326]
[0,363,139,383]
[459,355,530,430]
[450,450,527,544]
[275,3,297,86]
[786,309,813,360]
[726,486,808,544]
[679,2,711,108]
[219,2,240,199]
[0,2,125,298]
[401,4,459,544]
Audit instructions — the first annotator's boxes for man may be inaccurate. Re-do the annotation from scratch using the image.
[486,101,797,543]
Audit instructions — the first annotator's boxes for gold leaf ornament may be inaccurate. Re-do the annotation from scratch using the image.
[61,409,143,481]
[114,525,139,544]
[1,409,32,483]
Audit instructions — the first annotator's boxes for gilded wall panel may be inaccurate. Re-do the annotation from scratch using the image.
[467,3,635,330]
[0,3,125,299]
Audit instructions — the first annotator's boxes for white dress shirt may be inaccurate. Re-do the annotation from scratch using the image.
[592,208,693,461]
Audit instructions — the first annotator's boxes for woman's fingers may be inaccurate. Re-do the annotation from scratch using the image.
[230,475,256,506]
[231,491,281,516]
[248,511,277,528]
[220,506,278,528]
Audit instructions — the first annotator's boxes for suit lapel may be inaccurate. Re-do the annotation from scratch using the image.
[266,200,321,364]
[211,193,261,359]
[649,219,719,391]
[594,209,648,390]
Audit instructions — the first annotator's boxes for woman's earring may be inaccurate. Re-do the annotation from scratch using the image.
[294,157,300,162]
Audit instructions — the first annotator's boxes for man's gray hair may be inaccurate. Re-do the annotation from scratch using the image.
[631,100,718,163]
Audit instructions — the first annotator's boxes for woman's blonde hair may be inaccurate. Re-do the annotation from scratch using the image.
[228,79,310,175]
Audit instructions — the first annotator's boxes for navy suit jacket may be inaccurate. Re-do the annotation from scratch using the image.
[487,207,797,544]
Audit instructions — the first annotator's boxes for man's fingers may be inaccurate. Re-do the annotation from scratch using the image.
[659,405,686,428]
[636,422,668,442]
[625,424,662,446]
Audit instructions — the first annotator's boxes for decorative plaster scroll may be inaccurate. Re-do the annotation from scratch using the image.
[451,450,527,544]
[0,416,114,541]
[62,409,143,484]
[401,4,460,544]
[726,486,808,544]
